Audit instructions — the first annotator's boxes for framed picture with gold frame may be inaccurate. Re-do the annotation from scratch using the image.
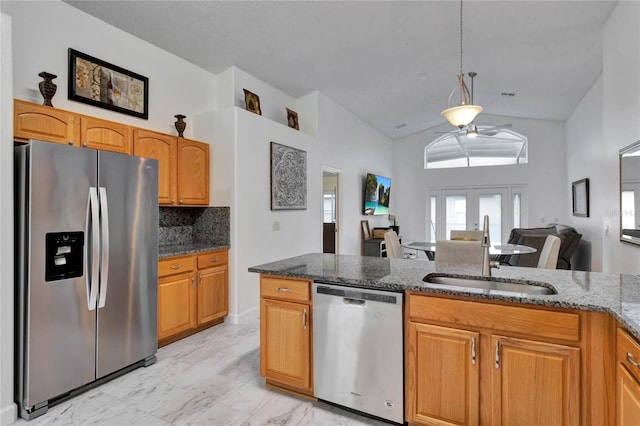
[243,89,261,115]
[286,108,299,130]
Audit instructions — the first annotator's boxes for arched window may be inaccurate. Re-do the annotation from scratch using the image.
[424,126,528,169]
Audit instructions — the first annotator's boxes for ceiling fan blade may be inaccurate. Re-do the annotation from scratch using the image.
[477,123,512,135]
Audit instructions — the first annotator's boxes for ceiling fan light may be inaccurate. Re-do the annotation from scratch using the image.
[466,124,478,137]
[440,104,483,128]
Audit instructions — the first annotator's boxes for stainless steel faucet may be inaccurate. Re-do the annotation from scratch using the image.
[481,215,500,277]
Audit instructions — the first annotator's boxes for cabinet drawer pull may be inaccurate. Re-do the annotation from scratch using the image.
[199,273,203,287]
[170,264,183,270]
[471,337,477,366]
[495,340,500,369]
[277,287,293,293]
[209,258,219,263]
[191,275,195,288]
[303,308,307,330]
[627,352,640,368]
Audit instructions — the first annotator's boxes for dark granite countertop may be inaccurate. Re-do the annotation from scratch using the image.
[248,253,640,341]
[159,243,229,258]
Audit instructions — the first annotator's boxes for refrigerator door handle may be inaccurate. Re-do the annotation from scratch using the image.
[88,187,100,311]
[98,187,110,309]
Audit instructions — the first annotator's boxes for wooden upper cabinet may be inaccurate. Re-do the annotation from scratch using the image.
[177,138,210,206]
[133,129,178,205]
[80,116,132,154]
[14,99,79,145]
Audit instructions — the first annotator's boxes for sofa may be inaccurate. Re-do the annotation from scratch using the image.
[498,224,582,270]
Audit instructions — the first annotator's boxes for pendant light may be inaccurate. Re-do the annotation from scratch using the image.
[440,0,482,128]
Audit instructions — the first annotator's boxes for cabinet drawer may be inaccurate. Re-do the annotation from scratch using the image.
[408,294,580,342]
[197,250,228,268]
[618,328,640,383]
[261,276,311,302]
[159,256,196,277]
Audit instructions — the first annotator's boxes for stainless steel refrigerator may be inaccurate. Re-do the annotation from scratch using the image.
[14,141,159,420]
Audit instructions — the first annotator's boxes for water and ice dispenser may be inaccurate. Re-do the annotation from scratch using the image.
[45,232,84,281]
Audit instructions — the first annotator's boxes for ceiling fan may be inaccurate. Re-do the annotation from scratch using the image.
[437,72,512,137]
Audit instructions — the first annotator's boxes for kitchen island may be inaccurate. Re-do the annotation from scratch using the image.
[249,253,640,425]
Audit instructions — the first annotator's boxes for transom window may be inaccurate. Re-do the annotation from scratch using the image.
[424,126,528,169]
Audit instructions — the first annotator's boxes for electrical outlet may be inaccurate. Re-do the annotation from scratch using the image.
[272,221,280,231]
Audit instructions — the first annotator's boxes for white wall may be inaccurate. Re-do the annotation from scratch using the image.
[0,1,219,422]
[196,70,393,322]
[393,114,567,245]
[0,1,216,138]
[600,2,640,274]
[0,12,15,426]
[566,76,604,271]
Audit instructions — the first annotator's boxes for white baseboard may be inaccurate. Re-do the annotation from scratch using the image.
[227,306,259,324]
[0,402,17,426]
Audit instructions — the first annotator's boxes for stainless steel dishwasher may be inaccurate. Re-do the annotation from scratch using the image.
[313,282,403,424]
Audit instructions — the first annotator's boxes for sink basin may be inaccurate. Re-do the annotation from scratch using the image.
[422,274,557,296]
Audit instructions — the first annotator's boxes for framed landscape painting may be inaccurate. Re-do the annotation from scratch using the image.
[68,48,149,119]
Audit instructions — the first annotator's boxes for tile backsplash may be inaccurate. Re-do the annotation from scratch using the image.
[159,207,230,246]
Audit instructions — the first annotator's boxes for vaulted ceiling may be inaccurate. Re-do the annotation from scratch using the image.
[65,1,616,140]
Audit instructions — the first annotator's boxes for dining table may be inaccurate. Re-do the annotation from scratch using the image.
[401,241,537,261]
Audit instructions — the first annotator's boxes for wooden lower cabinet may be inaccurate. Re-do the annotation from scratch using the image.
[406,322,479,425]
[259,275,313,397]
[492,335,580,426]
[158,249,228,346]
[158,271,196,341]
[197,264,228,324]
[617,328,640,425]
[406,293,582,426]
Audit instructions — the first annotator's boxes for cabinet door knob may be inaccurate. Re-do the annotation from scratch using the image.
[179,199,184,204]
[83,142,88,147]
[68,140,74,145]
[170,199,175,203]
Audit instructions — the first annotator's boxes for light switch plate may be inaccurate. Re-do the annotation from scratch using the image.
[273,221,280,231]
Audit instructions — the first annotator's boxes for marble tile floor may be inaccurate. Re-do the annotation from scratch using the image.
[12,318,391,426]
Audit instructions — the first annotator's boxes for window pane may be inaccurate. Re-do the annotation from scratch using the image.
[513,193,521,229]
[430,196,437,241]
[323,192,335,222]
[478,194,502,243]
[445,195,466,238]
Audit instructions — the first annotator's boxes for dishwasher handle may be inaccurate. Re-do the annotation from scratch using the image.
[315,284,401,305]
[343,298,366,306]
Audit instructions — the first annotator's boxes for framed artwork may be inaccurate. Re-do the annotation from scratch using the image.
[286,108,299,130]
[243,89,261,115]
[270,142,306,210]
[361,220,371,240]
[572,178,589,217]
[68,48,148,119]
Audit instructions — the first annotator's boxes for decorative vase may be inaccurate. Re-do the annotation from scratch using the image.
[38,72,57,107]
[174,114,186,137]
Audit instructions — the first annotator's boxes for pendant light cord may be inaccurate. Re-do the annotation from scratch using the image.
[459,0,463,77]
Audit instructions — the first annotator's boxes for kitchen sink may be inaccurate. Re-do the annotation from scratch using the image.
[422,274,557,296]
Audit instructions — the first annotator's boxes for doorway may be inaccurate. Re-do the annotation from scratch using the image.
[322,167,341,254]
[430,185,527,244]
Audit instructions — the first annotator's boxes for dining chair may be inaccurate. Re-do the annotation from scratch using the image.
[435,240,483,266]
[450,230,484,241]
[537,235,561,269]
[384,230,404,259]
